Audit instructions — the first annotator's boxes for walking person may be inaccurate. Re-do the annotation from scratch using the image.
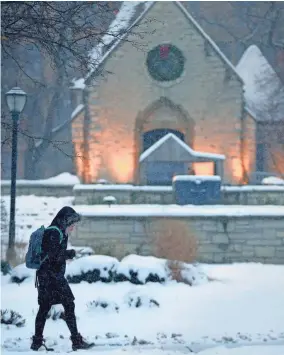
[29,206,94,351]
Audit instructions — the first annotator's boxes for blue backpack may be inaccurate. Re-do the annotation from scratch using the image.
[25,225,63,269]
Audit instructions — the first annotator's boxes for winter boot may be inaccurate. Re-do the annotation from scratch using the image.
[31,336,44,351]
[31,336,54,352]
[71,333,94,351]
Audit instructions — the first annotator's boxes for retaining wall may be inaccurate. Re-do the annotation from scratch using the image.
[72,206,284,264]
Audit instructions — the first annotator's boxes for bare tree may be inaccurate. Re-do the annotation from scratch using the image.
[1,1,144,178]
[187,1,284,76]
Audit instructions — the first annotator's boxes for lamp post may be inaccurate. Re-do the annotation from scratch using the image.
[5,87,27,262]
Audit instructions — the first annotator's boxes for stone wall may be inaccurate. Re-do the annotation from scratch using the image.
[2,182,284,206]
[71,214,284,264]
[73,185,284,205]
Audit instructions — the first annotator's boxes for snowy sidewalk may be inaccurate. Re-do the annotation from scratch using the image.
[2,344,284,354]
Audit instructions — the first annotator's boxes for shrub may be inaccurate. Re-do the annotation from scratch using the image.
[126,294,160,308]
[1,309,25,327]
[66,255,119,284]
[87,299,119,313]
[1,260,12,275]
[10,263,34,284]
[152,219,197,263]
[166,260,208,286]
[114,255,167,285]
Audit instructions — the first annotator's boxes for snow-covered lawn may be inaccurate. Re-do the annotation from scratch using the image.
[2,263,284,354]
[1,196,74,250]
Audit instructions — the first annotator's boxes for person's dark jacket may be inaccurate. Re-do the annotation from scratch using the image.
[36,207,81,306]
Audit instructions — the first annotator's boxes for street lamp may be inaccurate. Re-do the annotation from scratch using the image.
[5,87,27,262]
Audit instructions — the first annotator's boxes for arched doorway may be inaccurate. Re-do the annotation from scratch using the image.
[143,128,185,151]
[134,97,195,184]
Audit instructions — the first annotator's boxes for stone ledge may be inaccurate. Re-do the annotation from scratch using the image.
[72,184,284,206]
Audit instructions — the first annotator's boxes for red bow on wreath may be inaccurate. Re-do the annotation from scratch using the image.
[159,45,170,59]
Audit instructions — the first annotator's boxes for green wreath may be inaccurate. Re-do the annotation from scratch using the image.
[146,44,185,82]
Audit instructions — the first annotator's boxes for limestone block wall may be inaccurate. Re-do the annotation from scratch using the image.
[71,214,284,264]
[73,185,284,206]
[243,113,256,182]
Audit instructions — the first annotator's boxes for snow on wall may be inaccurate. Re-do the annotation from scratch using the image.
[74,204,284,217]
[73,183,284,192]
[173,175,221,182]
[262,176,284,186]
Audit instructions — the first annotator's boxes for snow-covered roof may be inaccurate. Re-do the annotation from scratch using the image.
[139,133,225,162]
[73,1,242,90]
[71,1,151,90]
[70,78,86,90]
[236,45,284,122]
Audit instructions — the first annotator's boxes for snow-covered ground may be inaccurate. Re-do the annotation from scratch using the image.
[1,196,74,250]
[1,173,80,186]
[1,193,284,354]
[2,262,284,354]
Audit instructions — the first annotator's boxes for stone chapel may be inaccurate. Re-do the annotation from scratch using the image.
[71,1,283,185]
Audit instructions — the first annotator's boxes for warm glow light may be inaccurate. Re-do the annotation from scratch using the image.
[108,151,134,183]
[74,143,85,181]
[192,162,214,175]
[231,157,244,183]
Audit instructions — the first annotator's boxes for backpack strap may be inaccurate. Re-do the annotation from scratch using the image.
[45,226,64,243]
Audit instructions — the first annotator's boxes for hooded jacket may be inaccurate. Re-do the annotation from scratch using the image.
[37,206,81,305]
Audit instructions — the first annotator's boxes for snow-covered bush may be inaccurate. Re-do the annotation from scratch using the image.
[125,292,159,308]
[1,309,25,327]
[87,298,119,313]
[1,260,12,275]
[166,260,208,286]
[10,263,35,284]
[47,305,65,321]
[66,255,119,284]
[114,255,167,284]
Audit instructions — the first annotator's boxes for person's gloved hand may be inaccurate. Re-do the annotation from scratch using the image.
[66,249,76,260]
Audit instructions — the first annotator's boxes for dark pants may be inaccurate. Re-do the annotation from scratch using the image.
[35,301,78,337]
